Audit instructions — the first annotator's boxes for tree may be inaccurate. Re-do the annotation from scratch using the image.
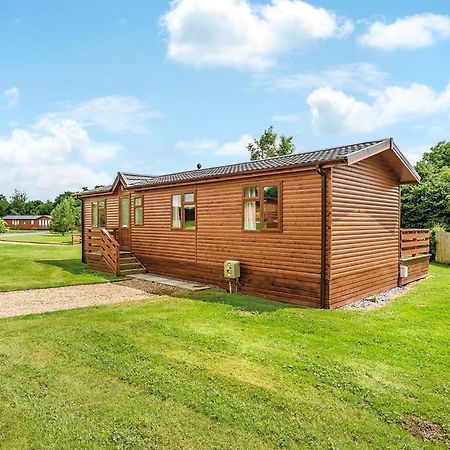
[247,126,295,160]
[50,198,77,235]
[401,141,450,230]
[9,190,27,215]
[0,194,9,217]
[0,218,8,234]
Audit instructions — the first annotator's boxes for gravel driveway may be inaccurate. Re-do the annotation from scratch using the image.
[0,283,151,318]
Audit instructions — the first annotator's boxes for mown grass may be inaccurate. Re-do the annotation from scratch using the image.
[0,232,78,245]
[0,263,448,449]
[0,242,117,291]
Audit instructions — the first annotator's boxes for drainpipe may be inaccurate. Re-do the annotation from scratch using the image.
[315,165,327,309]
[81,198,85,263]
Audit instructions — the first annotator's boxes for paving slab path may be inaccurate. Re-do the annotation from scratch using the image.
[0,283,151,318]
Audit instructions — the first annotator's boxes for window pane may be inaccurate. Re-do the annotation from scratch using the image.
[98,201,105,208]
[92,202,98,228]
[184,205,196,229]
[184,193,194,203]
[135,207,143,225]
[120,197,129,227]
[244,200,260,231]
[244,187,258,198]
[172,194,181,228]
[134,197,142,207]
[263,186,279,229]
[99,207,106,228]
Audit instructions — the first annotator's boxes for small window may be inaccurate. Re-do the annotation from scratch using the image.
[172,194,182,228]
[243,184,280,232]
[172,192,196,230]
[134,196,143,225]
[91,200,106,228]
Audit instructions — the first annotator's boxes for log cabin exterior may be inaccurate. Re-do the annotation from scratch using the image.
[3,215,52,230]
[78,138,430,309]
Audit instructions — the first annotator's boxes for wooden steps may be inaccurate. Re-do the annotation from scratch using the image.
[119,252,146,275]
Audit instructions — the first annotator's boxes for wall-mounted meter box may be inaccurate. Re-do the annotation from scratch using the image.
[400,265,408,278]
[224,260,240,279]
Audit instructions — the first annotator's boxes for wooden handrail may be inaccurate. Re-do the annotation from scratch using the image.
[100,228,120,275]
[400,228,430,259]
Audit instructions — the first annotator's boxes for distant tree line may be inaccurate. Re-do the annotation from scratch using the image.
[0,190,82,234]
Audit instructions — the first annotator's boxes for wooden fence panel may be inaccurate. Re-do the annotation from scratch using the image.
[436,231,450,264]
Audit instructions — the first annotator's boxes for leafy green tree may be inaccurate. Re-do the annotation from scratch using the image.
[9,190,27,215]
[50,198,77,235]
[401,141,450,231]
[247,126,295,160]
[0,218,8,234]
[0,195,9,217]
[25,199,45,215]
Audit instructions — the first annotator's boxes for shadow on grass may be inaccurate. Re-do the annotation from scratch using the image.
[174,288,299,313]
[37,259,104,276]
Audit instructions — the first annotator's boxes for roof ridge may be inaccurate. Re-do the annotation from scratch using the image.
[143,138,390,181]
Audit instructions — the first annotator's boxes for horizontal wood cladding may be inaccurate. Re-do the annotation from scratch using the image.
[400,256,430,286]
[328,155,401,308]
[131,170,323,307]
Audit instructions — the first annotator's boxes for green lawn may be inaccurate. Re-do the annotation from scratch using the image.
[0,232,78,245]
[0,242,117,291]
[0,261,448,448]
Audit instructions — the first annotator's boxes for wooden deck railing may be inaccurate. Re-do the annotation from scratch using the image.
[400,228,430,259]
[100,228,120,275]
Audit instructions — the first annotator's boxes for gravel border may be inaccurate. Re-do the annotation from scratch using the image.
[0,283,151,318]
[340,285,412,310]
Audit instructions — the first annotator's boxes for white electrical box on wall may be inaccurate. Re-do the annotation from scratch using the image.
[400,265,408,278]
[224,260,240,279]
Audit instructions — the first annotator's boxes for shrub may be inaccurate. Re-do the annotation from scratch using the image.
[0,218,9,234]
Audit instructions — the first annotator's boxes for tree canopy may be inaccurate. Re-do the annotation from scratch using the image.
[401,141,450,230]
[247,126,295,160]
[50,198,78,235]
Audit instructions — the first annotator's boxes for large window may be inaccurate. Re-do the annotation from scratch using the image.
[243,184,280,231]
[172,192,196,230]
[91,200,106,228]
[134,196,143,225]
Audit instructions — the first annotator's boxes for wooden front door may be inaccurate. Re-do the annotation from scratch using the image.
[119,195,130,250]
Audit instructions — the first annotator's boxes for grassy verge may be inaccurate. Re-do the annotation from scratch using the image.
[0,233,79,245]
[0,263,448,448]
[0,242,118,291]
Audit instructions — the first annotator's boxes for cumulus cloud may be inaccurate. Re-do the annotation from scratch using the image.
[360,13,450,50]
[176,134,253,157]
[264,63,387,92]
[4,87,20,107]
[307,82,450,134]
[46,95,159,134]
[162,0,353,70]
[0,116,120,198]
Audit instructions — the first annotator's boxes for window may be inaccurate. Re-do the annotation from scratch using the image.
[134,196,143,225]
[91,200,106,228]
[243,184,280,231]
[172,192,196,229]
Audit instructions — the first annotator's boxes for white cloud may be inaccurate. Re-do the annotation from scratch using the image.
[4,87,20,107]
[307,82,450,134]
[264,63,387,92]
[176,134,253,157]
[215,134,253,156]
[0,115,120,198]
[176,138,218,154]
[162,0,353,70]
[46,96,159,134]
[360,13,450,50]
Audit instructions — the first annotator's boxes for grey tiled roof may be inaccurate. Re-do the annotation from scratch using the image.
[78,139,390,195]
[3,215,51,220]
[120,172,156,186]
[131,139,389,187]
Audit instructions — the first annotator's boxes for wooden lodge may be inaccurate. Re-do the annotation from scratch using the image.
[78,138,430,309]
[3,215,52,230]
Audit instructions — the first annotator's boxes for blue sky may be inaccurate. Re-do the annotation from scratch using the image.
[1,0,449,199]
